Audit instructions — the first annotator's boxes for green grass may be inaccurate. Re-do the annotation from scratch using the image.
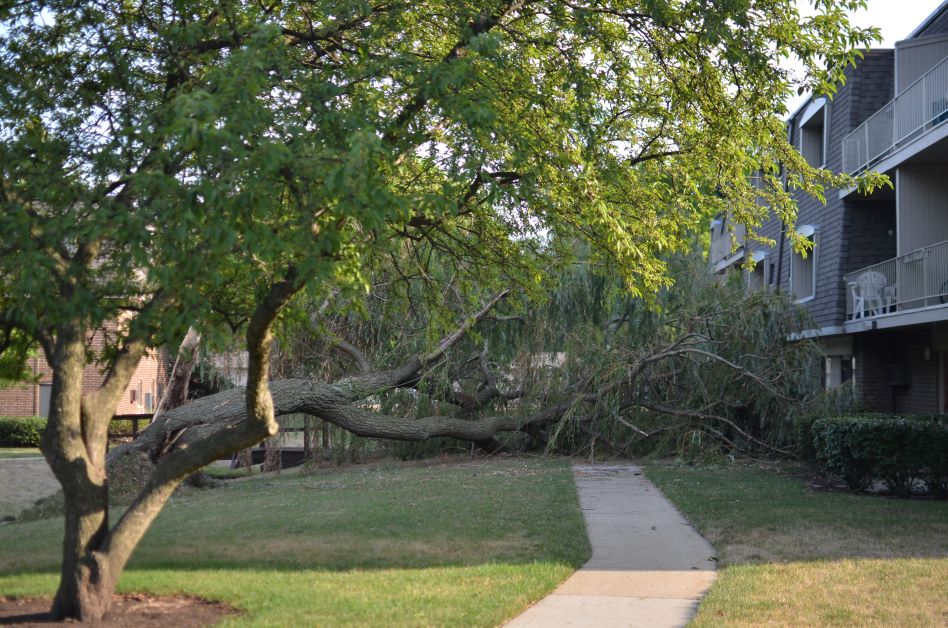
[0,447,41,459]
[646,464,948,627]
[0,457,590,626]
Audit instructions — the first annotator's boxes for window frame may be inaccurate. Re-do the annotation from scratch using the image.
[798,98,829,169]
[790,227,819,303]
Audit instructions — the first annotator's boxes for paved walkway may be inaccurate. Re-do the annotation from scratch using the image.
[0,457,59,520]
[507,464,717,628]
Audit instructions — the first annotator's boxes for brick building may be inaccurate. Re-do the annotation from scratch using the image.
[0,326,169,418]
[711,2,948,414]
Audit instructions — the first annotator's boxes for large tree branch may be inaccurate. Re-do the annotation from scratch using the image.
[334,289,509,399]
[152,326,202,419]
[103,269,303,581]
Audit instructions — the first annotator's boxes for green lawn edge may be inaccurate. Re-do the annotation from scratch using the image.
[0,456,591,626]
[645,463,948,627]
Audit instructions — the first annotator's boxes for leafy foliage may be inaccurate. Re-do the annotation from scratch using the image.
[0,416,46,447]
[812,415,948,497]
[0,0,886,354]
[0,329,37,388]
[264,253,828,462]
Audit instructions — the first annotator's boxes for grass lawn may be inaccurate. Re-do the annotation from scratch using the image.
[0,456,590,626]
[0,447,41,459]
[646,464,948,627]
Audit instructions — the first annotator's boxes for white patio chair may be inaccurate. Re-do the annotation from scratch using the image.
[884,285,897,313]
[850,282,864,319]
[853,270,887,318]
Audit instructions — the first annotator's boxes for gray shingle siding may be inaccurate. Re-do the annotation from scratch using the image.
[746,51,896,330]
[848,50,895,127]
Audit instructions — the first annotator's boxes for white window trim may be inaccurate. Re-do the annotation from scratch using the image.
[798,99,829,169]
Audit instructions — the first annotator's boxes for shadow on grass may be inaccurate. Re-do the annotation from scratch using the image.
[645,464,948,565]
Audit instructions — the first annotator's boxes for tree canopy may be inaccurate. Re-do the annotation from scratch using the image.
[0,0,884,621]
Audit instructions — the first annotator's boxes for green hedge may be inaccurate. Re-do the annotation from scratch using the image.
[0,416,47,447]
[812,415,948,497]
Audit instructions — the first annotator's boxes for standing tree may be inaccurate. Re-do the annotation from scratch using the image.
[0,0,884,620]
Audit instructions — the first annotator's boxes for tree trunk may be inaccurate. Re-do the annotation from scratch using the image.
[152,327,201,419]
[303,415,312,459]
[40,328,113,620]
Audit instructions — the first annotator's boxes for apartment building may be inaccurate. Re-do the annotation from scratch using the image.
[0,326,169,418]
[711,2,948,413]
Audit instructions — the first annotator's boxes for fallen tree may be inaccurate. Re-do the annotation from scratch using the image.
[110,272,817,479]
[108,292,534,472]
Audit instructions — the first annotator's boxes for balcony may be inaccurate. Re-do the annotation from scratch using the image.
[844,239,948,320]
[841,53,948,175]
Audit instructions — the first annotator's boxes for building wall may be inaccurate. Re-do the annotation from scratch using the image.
[896,163,948,253]
[746,51,897,331]
[854,327,939,414]
[0,328,169,417]
[895,33,948,92]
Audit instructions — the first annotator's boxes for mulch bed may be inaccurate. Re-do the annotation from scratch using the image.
[0,594,235,626]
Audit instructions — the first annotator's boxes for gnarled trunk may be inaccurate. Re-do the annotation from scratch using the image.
[40,327,113,620]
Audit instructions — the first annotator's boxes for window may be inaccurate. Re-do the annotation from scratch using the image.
[130,389,137,404]
[799,98,828,168]
[768,262,777,288]
[144,392,153,412]
[791,226,819,302]
[747,251,767,292]
[39,383,52,418]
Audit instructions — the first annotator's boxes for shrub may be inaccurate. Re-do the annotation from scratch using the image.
[812,415,948,497]
[0,416,46,447]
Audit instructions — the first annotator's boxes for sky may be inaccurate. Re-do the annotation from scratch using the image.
[786,0,946,112]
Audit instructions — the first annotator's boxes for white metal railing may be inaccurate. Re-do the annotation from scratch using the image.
[844,239,948,320]
[841,54,948,174]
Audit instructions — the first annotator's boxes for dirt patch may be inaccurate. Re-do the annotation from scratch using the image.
[0,594,235,627]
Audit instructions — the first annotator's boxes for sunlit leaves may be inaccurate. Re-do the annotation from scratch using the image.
[0,0,882,357]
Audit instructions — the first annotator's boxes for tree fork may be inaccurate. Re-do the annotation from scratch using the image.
[40,327,112,621]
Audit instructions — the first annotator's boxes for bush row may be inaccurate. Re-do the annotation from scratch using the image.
[0,416,47,447]
[811,415,948,497]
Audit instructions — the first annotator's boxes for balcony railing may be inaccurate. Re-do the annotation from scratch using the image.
[844,239,948,320]
[841,54,948,174]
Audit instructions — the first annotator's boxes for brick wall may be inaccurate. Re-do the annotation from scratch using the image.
[0,328,169,417]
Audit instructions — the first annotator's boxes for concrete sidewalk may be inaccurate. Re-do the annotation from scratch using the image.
[506,464,717,628]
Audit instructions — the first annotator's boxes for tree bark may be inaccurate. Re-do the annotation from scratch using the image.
[40,326,113,621]
[108,291,534,470]
[152,327,201,419]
